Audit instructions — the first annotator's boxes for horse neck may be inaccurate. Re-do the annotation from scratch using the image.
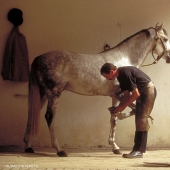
[109,29,156,67]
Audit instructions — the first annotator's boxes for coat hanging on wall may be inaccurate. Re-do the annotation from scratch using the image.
[1,8,29,82]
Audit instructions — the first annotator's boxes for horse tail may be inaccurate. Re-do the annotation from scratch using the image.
[28,57,42,136]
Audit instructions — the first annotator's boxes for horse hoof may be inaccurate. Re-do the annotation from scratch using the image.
[57,150,68,157]
[25,147,34,153]
[113,149,122,155]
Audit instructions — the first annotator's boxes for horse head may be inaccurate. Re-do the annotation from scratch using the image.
[153,23,170,63]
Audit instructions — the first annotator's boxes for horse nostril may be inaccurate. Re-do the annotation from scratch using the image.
[166,56,170,63]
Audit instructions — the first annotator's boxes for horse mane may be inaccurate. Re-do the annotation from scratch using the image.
[115,29,151,47]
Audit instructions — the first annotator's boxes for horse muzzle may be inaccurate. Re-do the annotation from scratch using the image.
[166,53,170,63]
[165,50,170,63]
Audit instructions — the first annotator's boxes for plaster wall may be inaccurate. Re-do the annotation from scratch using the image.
[0,0,170,150]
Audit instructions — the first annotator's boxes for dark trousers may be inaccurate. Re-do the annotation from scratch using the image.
[133,131,148,153]
[133,84,156,153]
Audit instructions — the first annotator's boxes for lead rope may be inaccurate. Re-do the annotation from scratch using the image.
[141,51,158,67]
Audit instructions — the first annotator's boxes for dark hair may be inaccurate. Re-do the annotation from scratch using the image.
[100,63,117,74]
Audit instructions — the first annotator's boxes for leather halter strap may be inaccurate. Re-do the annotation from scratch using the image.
[141,30,169,67]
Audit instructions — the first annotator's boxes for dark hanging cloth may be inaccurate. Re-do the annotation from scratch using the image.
[1,26,29,82]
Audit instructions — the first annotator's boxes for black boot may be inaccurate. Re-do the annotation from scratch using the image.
[122,131,148,158]
[122,151,143,158]
[133,131,148,153]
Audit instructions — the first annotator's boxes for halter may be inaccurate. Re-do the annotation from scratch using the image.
[141,28,170,67]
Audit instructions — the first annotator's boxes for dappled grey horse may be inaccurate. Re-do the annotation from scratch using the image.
[24,23,170,156]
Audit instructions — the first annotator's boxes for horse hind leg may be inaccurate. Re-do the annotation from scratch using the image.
[45,91,68,157]
[24,125,34,153]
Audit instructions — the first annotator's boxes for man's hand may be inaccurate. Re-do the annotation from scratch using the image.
[114,105,126,113]
[114,88,140,113]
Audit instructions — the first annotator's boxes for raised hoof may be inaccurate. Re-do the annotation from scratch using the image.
[57,150,68,157]
[113,149,122,155]
[25,147,34,153]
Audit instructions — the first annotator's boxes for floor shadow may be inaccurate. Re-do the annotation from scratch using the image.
[0,145,120,157]
[0,151,57,158]
[143,162,170,167]
[129,162,170,168]
[0,151,123,158]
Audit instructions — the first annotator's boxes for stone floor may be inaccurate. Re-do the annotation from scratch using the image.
[0,146,170,170]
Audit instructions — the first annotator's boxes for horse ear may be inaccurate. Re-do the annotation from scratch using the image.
[155,22,164,32]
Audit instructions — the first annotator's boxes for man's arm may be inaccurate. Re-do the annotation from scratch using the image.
[114,88,140,113]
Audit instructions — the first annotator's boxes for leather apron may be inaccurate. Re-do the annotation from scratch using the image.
[135,82,156,131]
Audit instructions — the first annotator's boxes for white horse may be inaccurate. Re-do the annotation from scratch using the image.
[24,24,170,156]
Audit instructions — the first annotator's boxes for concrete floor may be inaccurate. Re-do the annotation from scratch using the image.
[0,146,170,170]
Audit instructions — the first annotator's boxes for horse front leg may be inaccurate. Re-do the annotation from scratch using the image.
[108,97,122,154]
[109,116,122,154]
[45,95,68,157]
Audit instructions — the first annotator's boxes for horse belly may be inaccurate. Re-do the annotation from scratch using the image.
[64,78,118,97]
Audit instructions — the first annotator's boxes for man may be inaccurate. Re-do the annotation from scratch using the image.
[100,63,157,158]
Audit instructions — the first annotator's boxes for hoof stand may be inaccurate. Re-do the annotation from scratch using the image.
[113,149,122,155]
[25,147,34,153]
[57,150,68,157]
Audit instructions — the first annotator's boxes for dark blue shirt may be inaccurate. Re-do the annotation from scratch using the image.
[117,66,151,92]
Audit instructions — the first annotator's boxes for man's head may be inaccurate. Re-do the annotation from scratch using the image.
[100,63,118,80]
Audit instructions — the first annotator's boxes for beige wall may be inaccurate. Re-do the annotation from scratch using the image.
[0,0,170,149]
